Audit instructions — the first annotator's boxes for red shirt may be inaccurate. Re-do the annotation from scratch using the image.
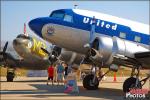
[48,66,54,77]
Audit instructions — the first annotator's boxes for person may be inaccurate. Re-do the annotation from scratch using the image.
[57,62,65,85]
[53,64,57,82]
[67,65,72,74]
[63,63,68,79]
[64,67,79,93]
[47,65,54,85]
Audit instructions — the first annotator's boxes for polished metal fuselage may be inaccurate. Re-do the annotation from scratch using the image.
[41,24,150,68]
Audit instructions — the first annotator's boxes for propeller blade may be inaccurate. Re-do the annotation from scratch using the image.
[41,47,50,55]
[0,52,7,62]
[0,52,3,55]
[3,41,8,53]
[89,16,96,47]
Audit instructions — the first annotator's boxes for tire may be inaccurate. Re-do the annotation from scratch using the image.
[123,77,142,93]
[6,72,14,82]
[83,74,99,90]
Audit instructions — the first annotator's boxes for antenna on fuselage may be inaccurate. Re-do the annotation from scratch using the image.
[74,4,78,9]
[23,23,28,37]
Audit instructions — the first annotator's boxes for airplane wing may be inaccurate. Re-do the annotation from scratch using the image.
[134,52,150,69]
[135,51,150,58]
[112,52,150,69]
[0,52,22,67]
[0,41,22,68]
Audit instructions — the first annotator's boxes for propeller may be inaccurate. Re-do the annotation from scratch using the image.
[41,46,59,65]
[41,47,50,55]
[82,16,96,64]
[3,41,8,53]
[105,36,118,65]
[90,16,96,47]
[0,41,8,62]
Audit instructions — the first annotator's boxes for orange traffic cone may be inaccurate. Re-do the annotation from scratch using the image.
[113,72,117,82]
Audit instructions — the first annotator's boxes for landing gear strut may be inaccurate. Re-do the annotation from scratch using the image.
[6,68,15,82]
[82,65,112,90]
[123,64,150,93]
[83,66,99,90]
[83,74,99,90]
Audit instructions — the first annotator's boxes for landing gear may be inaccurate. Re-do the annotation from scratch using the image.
[83,74,99,90]
[123,77,142,93]
[123,64,150,93]
[6,68,15,82]
[82,65,99,90]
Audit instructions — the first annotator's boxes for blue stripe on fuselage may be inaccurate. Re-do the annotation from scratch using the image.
[72,11,150,45]
[31,9,150,45]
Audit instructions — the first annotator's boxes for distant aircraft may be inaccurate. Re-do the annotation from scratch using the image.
[0,23,83,82]
[0,24,51,81]
[29,8,150,92]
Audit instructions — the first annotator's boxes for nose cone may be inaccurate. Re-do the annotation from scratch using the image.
[13,39,22,50]
[13,38,27,46]
[29,17,47,38]
[13,39,17,45]
[13,39,21,45]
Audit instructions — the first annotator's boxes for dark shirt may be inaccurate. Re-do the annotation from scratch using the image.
[64,67,68,76]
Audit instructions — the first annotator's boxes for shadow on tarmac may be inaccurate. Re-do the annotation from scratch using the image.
[1,83,125,100]
[0,79,46,82]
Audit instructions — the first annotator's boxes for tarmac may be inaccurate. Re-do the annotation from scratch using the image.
[0,77,150,100]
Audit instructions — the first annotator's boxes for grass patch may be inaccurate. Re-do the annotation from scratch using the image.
[0,67,27,76]
[101,67,148,77]
[0,66,148,77]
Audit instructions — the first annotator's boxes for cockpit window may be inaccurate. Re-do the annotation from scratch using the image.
[50,10,73,22]
[17,34,32,40]
[50,11,65,19]
[64,14,72,22]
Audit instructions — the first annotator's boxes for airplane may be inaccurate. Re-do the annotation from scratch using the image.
[0,23,52,81]
[28,8,150,92]
[0,24,84,82]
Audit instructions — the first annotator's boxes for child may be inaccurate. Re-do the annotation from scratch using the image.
[64,68,79,93]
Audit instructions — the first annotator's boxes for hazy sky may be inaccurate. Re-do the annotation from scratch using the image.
[1,1,149,41]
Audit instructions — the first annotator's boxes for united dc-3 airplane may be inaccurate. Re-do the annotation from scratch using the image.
[29,8,150,92]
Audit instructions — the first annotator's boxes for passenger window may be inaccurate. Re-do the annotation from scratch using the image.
[119,32,126,39]
[134,36,141,42]
[64,14,72,22]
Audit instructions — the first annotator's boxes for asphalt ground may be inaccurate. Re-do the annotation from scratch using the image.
[0,77,150,100]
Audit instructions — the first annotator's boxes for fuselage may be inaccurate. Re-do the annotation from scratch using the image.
[29,9,150,67]
[13,34,50,69]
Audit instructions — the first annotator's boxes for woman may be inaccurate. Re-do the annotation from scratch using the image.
[57,62,64,85]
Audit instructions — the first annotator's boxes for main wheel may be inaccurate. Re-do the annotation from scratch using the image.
[83,74,99,90]
[6,72,14,82]
[123,77,142,93]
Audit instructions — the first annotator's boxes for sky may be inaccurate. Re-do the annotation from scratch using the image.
[1,1,150,42]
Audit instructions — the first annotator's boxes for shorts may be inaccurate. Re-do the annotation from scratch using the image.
[64,75,67,79]
[57,73,63,81]
[48,76,53,80]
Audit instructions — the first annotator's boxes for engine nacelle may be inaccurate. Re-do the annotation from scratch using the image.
[90,35,149,66]
[52,46,83,65]
[88,48,103,63]
[59,48,83,64]
[89,36,114,66]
